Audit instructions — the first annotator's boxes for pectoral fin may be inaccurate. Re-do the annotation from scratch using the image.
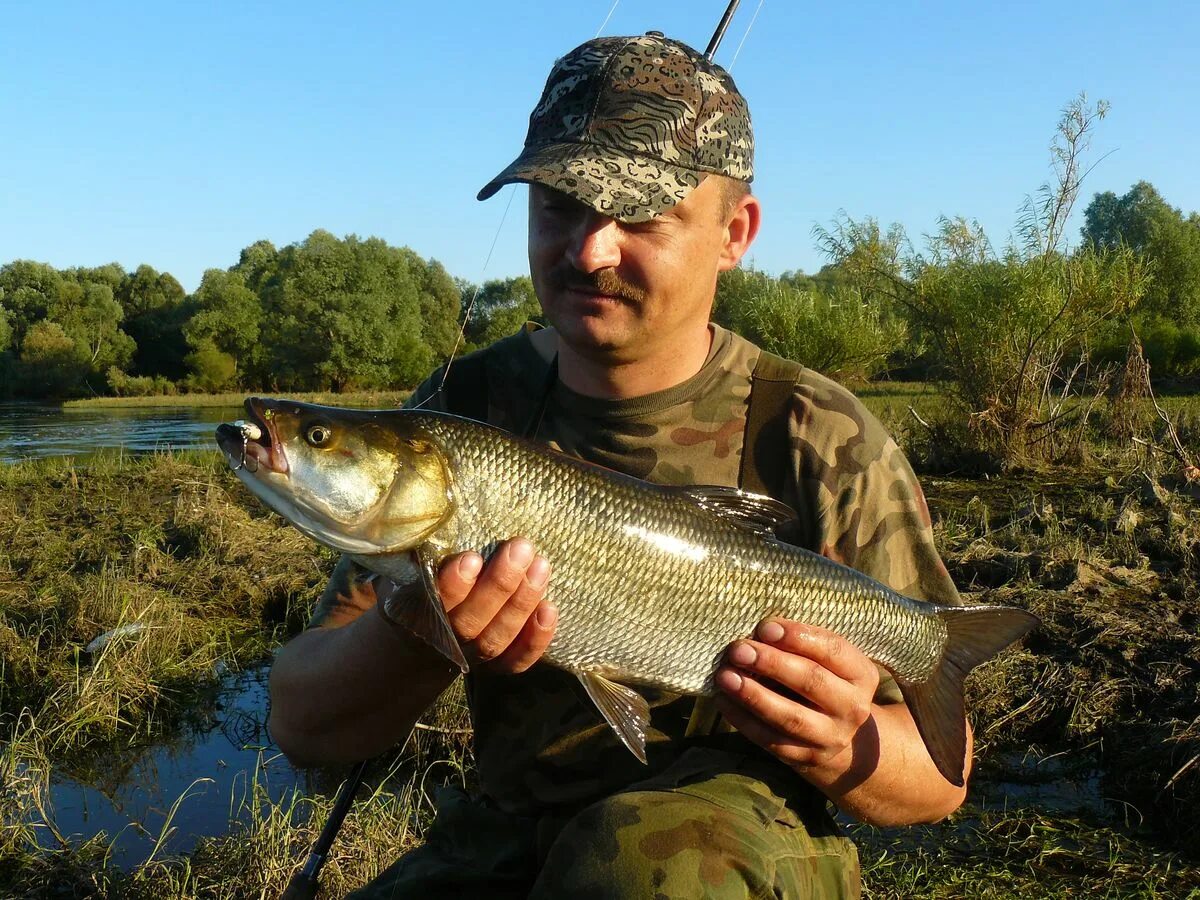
[577,670,650,764]
[381,546,469,673]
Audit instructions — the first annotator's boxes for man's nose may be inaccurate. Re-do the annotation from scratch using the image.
[566,211,622,272]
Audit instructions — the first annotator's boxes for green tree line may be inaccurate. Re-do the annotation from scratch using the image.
[1,170,1197,404]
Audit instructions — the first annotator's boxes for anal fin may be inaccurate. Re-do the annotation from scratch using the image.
[577,670,650,764]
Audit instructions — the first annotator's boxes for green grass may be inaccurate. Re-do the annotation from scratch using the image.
[0,451,332,755]
[62,390,412,410]
[854,809,1200,899]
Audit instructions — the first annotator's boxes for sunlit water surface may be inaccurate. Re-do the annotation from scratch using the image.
[0,402,241,462]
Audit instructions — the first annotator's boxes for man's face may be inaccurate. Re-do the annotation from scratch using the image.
[527,176,749,364]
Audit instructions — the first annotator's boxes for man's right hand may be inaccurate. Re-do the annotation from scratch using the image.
[269,539,555,767]
[429,537,557,674]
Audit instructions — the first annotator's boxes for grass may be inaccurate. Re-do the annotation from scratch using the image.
[3,391,1200,896]
[0,451,332,756]
[853,809,1200,898]
[62,390,412,410]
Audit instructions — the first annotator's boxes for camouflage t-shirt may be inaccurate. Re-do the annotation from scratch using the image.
[312,324,960,817]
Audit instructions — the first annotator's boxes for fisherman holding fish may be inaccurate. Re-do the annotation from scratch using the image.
[266,33,1002,898]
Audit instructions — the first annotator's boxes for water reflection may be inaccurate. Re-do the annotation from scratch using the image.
[46,665,314,869]
[0,402,241,462]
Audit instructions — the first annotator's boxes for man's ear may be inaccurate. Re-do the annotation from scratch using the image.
[718,193,762,272]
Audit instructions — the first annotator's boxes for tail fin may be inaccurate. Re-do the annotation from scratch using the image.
[897,605,1039,787]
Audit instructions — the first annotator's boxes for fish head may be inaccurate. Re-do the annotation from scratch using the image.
[216,398,452,555]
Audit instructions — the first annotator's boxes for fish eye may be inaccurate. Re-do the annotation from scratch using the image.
[305,423,334,447]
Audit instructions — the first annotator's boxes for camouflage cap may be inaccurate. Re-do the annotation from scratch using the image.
[477,33,753,223]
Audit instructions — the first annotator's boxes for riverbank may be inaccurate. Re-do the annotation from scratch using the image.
[1,450,1198,896]
[63,390,412,410]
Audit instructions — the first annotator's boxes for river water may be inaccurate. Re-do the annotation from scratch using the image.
[0,401,241,463]
[45,665,316,869]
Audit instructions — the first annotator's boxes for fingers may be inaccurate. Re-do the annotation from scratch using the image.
[489,600,557,673]
[714,687,819,767]
[753,620,879,689]
[718,635,873,719]
[714,620,879,770]
[435,539,556,671]
[715,652,840,758]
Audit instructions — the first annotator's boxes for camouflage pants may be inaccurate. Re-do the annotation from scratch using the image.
[347,747,860,899]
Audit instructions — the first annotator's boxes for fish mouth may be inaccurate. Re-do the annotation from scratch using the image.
[215,398,289,475]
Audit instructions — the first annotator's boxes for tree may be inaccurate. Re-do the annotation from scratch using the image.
[463,276,542,349]
[49,278,135,377]
[0,303,11,356]
[233,239,279,295]
[714,268,903,383]
[816,96,1148,463]
[16,321,87,396]
[117,264,190,378]
[258,231,433,391]
[416,257,465,360]
[183,269,264,386]
[0,261,62,346]
[1082,181,1200,324]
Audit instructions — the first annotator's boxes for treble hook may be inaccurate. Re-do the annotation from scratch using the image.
[231,420,262,472]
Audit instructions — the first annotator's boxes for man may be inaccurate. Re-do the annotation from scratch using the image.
[269,33,968,898]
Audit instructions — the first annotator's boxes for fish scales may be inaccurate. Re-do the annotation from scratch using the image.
[412,414,948,693]
[216,399,1039,785]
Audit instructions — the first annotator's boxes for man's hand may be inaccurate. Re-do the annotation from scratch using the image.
[434,538,557,673]
[714,619,880,783]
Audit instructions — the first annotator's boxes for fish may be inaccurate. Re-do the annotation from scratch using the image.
[216,397,1038,787]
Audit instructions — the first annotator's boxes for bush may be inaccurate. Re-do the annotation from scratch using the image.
[106,367,178,397]
[815,97,1149,465]
[715,268,905,383]
[184,344,238,393]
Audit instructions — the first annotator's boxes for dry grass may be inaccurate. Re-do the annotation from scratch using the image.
[0,451,333,754]
[4,402,1200,895]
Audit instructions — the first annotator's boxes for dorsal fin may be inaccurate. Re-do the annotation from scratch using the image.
[675,485,796,535]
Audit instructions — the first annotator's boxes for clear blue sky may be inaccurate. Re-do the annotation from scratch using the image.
[3,1,1197,293]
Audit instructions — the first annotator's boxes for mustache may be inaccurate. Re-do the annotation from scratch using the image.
[550,267,647,304]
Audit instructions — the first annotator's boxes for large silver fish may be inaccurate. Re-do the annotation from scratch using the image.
[217,398,1037,786]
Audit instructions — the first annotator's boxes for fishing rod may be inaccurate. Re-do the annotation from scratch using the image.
[287,3,758,894]
[705,0,742,59]
[281,758,370,900]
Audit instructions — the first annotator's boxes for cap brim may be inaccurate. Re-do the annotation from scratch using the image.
[477,142,706,224]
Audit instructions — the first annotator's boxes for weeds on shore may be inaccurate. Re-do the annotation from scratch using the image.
[62,390,411,411]
[0,451,332,754]
[854,808,1200,899]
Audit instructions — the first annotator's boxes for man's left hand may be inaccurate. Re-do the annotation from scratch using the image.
[714,619,880,779]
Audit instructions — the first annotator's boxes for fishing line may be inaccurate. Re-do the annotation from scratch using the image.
[595,0,621,37]
[425,0,623,408]
[728,0,765,70]
[422,183,517,407]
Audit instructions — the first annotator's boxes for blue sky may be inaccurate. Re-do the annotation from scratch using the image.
[2,1,1197,293]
